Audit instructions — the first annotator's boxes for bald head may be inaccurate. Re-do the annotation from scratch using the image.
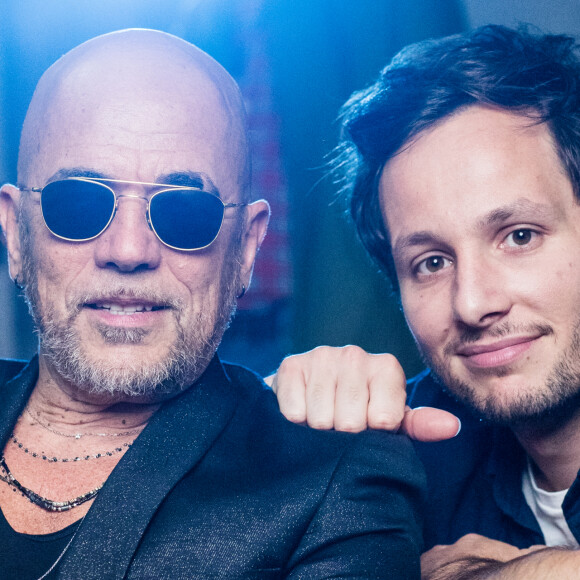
[18,29,250,200]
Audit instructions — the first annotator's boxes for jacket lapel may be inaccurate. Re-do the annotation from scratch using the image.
[0,358,38,447]
[58,356,239,579]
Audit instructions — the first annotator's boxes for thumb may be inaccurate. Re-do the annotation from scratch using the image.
[400,406,461,442]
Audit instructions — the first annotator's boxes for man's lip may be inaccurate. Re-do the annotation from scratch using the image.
[456,335,540,357]
[84,300,168,312]
[454,335,543,369]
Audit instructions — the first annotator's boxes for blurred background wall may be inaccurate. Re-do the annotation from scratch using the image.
[1,0,579,377]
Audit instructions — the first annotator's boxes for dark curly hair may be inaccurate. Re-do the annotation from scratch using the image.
[336,25,580,294]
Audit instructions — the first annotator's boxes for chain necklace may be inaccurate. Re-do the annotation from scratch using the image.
[9,433,132,462]
[0,457,103,512]
[24,406,144,439]
[36,514,85,580]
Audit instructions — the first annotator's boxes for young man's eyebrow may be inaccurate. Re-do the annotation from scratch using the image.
[392,231,448,261]
[478,199,558,229]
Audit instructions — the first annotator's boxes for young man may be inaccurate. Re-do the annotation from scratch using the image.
[276,25,580,578]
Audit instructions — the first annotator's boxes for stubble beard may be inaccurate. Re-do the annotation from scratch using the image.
[425,321,580,430]
[19,214,242,398]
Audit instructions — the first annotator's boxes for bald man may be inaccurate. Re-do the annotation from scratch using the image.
[0,30,424,578]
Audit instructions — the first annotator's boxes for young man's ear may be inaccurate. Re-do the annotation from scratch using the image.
[0,184,23,284]
[238,199,270,293]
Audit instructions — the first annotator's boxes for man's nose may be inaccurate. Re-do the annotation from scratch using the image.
[452,254,512,327]
[93,194,162,272]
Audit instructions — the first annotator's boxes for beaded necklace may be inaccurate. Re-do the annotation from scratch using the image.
[0,457,103,512]
[9,433,132,462]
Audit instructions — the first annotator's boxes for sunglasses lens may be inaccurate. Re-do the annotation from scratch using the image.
[150,189,225,250]
[41,180,115,240]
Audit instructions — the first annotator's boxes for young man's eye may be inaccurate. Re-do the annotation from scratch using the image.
[415,255,451,276]
[504,228,536,247]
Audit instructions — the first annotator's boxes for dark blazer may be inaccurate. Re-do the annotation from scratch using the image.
[0,357,425,579]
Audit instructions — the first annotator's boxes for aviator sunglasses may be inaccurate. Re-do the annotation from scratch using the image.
[20,177,247,251]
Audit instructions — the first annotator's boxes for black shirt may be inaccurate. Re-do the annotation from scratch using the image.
[0,507,80,579]
[407,369,575,550]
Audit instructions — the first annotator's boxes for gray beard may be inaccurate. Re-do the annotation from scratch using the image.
[35,303,233,398]
[426,321,580,430]
[19,209,241,398]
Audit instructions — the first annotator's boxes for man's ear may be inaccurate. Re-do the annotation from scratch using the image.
[239,199,270,291]
[0,184,23,284]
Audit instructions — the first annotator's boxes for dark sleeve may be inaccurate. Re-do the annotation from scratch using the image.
[284,431,425,579]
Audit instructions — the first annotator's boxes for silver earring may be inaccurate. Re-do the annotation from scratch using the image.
[13,277,23,291]
[236,285,246,299]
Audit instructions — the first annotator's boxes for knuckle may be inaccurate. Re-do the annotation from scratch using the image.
[372,352,404,374]
[307,416,334,430]
[459,534,479,546]
[369,409,405,431]
[277,353,304,376]
[339,344,367,363]
[335,419,365,433]
[278,345,340,376]
[310,345,336,356]
[282,410,307,424]
[309,345,335,355]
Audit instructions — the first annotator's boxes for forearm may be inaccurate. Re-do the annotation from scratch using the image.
[487,547,577,580]
[425,548,576,580]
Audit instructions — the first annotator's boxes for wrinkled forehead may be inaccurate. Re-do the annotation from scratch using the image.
[19,31,249,200]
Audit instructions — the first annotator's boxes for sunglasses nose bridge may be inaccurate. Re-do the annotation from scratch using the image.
[114,192,153,230]
[115,192,149,204]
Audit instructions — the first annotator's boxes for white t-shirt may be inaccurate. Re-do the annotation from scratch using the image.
[522,458,579,548]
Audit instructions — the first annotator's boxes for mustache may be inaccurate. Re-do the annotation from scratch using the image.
[69,285,185,312]
[443,322,554,356]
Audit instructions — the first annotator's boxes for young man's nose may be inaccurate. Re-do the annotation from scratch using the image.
[452,256,512,328]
